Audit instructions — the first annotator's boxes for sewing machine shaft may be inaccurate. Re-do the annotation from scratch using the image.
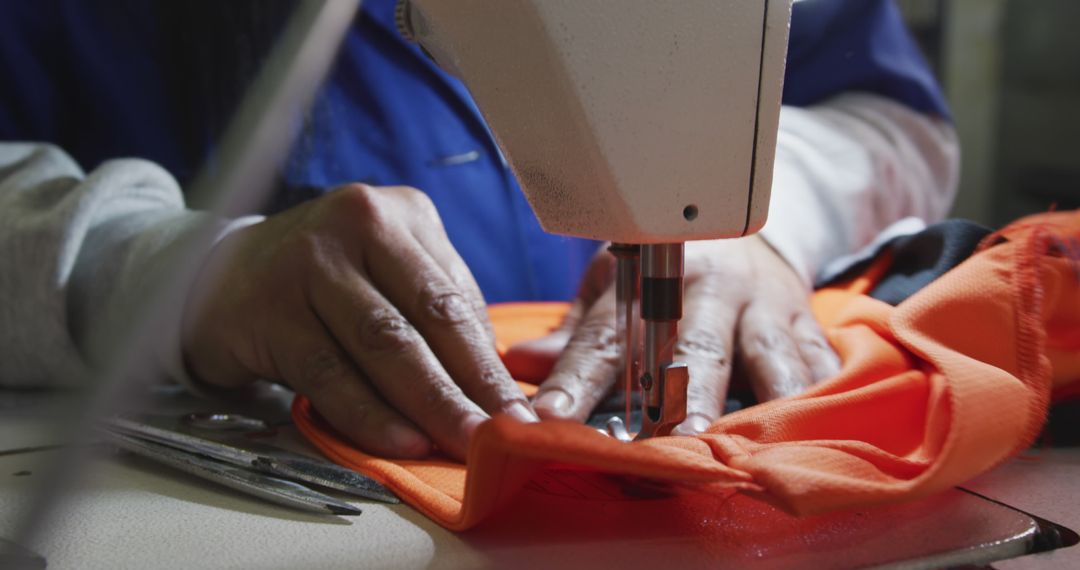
[612,243,689,438]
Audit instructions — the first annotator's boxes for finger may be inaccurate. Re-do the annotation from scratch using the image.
[573,246,617,314]
[276,320,432,459]
[363,227,537,424]
[533,286,620,421]
[737,303,815,402]
[505,301,582,365]
[504,244,613,360]
[501,299,580,387]
[791,312,840,382]
[670,277,739,435]
[183,335,260,390]
[310,270,490,461]
[407,205,497,344]
[549,245,617,334]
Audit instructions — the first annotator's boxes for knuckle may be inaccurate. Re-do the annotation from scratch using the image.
[744,329,786,355]
[419,378,463,414]
[793,318,831,351]
[386,185,438,220]
[358,309,420,354]
[335,183,374,206]
[472,366,519,404]
[798,336,831,354]
[402,186,437,211]
[567,320,619,364]
[449,272,485,309]
[416,283,473,325]
[675,329,731,368]
[335,184,391,226]
[741,329,802,367]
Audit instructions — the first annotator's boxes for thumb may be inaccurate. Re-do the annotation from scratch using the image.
[503,299,581,383]
[504,245,615,380]
[556,245,617,333]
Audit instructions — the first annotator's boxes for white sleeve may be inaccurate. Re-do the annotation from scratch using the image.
[758,92,960,286]
[0,142,262,388]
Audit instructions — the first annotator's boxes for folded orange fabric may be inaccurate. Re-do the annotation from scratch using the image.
[294,211,1080,530]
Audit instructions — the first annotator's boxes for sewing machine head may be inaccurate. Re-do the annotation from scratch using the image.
[397,0,792,436]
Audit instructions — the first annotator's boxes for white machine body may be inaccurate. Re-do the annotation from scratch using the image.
[400,0,792,243]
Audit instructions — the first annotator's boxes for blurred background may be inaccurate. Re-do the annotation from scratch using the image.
[897,0,1080,227]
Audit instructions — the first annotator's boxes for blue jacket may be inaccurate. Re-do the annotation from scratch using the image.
[0,0,948,302]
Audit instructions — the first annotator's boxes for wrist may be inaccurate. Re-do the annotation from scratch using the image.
[177,215,265,395]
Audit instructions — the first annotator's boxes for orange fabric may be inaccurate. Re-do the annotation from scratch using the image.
[492,302,567,386]
[293,211,1080,530]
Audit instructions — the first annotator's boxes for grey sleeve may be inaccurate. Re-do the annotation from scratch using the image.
[759,93,960,286]
[0,142,259,388]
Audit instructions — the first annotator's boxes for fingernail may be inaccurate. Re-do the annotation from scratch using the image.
[387,424,430,457]
[533,390,572,418]
[506,401,540,423]
[673,415,712,436]
[461,413,489,436]
[688,415,712,433]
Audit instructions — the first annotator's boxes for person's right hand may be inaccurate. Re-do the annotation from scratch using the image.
[181,184,538,461]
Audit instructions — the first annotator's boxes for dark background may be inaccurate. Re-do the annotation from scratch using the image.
[897,0,1080,227]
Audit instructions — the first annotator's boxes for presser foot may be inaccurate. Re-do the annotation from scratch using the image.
[635,362,689,440]
[597,362,690,441]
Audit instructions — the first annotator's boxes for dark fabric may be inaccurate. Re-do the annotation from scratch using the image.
[1044,401,1080,446]
[826,220,994,305]
[870,220,993,304]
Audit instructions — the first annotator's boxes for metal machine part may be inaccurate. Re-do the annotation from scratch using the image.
[608,243,640,427]
[637,244,688,438]
[605,242,689,439]
[595,242,691,439]
[600,416,633,443]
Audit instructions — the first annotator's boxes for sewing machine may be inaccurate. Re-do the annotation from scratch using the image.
[395,0,791,436]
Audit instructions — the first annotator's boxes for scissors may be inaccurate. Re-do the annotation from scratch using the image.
[100,413,398,516]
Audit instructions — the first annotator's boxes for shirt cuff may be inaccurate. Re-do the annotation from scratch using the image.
[162,214,265,398]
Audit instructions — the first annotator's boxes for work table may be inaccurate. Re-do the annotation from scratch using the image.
[0,385,1076,569]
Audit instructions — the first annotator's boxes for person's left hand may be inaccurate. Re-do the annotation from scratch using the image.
[521,236,840,434]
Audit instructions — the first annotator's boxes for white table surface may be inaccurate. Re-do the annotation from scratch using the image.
[0,386,1073,569]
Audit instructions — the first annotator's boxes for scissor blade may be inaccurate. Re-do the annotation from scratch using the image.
[105,416,258,468]
[112,415,399,504]
[103,431,361,516]
[253,456,399,504]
